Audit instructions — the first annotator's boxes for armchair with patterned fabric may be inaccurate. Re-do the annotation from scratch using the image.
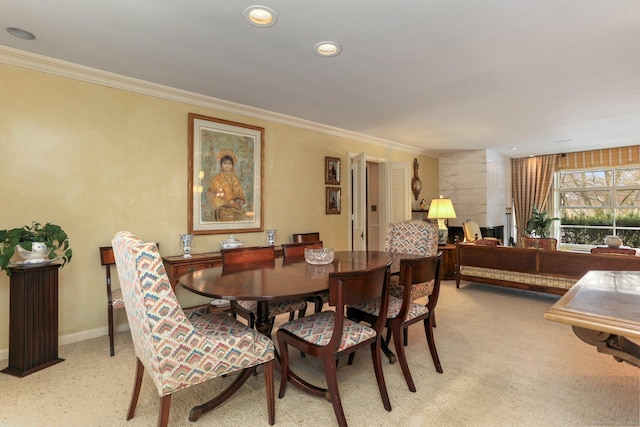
[111,231,275,426]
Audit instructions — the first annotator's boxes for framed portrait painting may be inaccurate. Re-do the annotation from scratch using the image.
[326,187,341,215]
[325,156,340,185]
[188,113,264,235]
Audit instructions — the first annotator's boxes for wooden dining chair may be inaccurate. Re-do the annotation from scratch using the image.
[100,243,160,357]
[292,232,320,243]
[347,254,443,392]
[111,231,275,426]
[221,245,307,335]
[282,240,326,315]
[99,246,122,357]
[277,263,392,427]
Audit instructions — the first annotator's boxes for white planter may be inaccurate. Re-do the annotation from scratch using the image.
[15,242,51,264]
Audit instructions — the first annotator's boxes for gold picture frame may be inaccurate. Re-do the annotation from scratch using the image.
[325,156,341,185]
[188,113,264,235]
[326,187,341,215]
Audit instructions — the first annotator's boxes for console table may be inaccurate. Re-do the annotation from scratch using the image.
[163,247,284,288]
[2,263,64,377]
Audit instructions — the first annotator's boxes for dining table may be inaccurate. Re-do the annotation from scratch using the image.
[179,250,421,421]
[179,250,419,336]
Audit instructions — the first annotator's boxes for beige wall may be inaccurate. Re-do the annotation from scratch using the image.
[0,62,438,352]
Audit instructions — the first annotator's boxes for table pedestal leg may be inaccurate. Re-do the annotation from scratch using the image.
[255,301,272,336]
[572,326,640,367]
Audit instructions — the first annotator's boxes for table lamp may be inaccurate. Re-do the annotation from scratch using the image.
[427,195,457,244]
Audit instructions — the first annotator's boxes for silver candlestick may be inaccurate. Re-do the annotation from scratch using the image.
[180,234,194,258]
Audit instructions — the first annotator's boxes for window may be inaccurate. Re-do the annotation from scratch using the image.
[556,167,640,247]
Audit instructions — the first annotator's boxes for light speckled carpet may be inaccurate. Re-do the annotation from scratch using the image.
[1,281,638,426]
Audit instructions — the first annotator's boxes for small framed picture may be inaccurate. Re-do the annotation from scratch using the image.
[326,187,341,214]
[325,156,341,185]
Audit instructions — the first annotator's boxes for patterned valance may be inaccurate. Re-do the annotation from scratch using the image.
[556,145,640,170]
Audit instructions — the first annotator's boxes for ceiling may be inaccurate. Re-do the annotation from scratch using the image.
[2,1,640,158]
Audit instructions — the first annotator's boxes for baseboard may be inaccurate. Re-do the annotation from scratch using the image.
[0,323,131,362]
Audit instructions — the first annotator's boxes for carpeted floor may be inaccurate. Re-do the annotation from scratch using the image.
[0,281,638,427]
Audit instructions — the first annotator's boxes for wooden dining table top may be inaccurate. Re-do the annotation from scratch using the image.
[179,250,420,301]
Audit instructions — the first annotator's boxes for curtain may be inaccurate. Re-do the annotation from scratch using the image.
[511,155,557,246]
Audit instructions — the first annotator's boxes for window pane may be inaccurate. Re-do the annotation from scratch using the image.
[616,190,640,207]
[615,168,640,187]
[561,208,613,225]
[560,190,610,207]
[560,227,612,245]
[616,229,640,248]
[615,209,640,227]
[559,170,611,189]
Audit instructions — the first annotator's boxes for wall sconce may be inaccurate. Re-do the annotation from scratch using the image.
[427,195,457,244]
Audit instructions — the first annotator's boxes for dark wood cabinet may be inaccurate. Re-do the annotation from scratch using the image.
[438,244,456,280]
[2,264,64,377]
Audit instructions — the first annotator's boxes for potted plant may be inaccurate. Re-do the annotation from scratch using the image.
[523,205,560,249]
[526,205,559,238]
[0,222,72,276]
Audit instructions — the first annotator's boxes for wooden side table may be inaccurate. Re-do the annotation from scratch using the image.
[2,263,64,377]
[438,244,456,280]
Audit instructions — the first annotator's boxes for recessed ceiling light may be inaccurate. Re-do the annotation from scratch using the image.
[554,138,573,143]
[6,27,36,40]
[314,41,342,57]
[511,147,518,151]
[243,6,277,27]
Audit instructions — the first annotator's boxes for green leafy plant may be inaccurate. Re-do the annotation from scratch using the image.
[525,205,560,238]
[0,222,72,276]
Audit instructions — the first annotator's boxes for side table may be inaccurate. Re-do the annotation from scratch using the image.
[438,244,456,280]
[2,263,64,377]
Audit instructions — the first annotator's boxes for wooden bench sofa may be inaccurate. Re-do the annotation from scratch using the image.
[455,243,640,295]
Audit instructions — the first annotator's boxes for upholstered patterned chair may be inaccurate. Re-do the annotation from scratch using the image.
[384,220,439,300]
[348,254,443,392]
[111,231,275,427]
[277,263,392,427]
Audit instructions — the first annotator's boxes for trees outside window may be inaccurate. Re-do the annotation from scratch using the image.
[557,167,640,247]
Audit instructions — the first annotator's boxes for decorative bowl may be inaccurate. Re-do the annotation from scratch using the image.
[604,235,623,248]
[304,247,334,265]
[220,235,244,249]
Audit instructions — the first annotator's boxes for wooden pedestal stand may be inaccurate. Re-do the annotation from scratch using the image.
[1,263,64,377]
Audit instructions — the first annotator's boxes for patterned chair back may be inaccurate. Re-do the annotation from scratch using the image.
[384,220,439,256]
[384,220,439,301]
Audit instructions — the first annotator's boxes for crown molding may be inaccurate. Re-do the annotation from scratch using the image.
[0,45,435,157]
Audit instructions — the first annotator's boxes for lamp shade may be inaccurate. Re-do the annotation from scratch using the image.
[427,196,456,219]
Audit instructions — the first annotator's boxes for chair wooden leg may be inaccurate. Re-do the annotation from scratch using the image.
[424,315,443,373]
[157,394,171,427]
[392,325,416,392]
[108,305,115,357]
[264,360,275,425]
[127,358,144,421]
[278,341,289,399]
[324,357,347,427]
[369,341,392,411]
